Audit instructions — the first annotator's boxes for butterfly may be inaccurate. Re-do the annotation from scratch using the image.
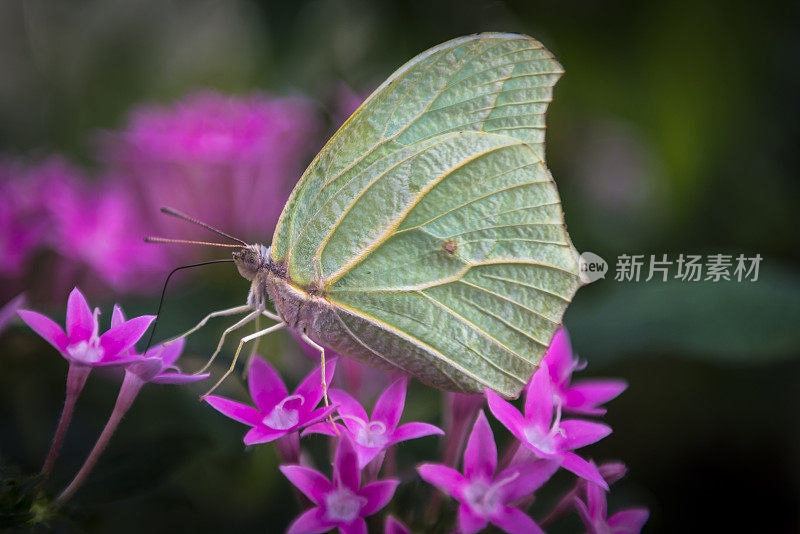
[151,33,582,400]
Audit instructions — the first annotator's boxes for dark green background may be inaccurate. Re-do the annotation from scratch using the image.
[1,0,798,532]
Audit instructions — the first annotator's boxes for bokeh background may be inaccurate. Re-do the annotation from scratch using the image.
[1,0,799,532]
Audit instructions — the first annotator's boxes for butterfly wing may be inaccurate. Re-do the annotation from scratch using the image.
[271,33,581,397]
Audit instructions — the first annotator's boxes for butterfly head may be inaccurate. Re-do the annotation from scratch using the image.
[233,244,270,281]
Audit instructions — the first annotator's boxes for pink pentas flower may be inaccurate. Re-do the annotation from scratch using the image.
[102,90,321,244]
[16,287,155,483]
[0,156,73,280]
[280,434,399,534]
[205,356,337,445]
[110,305,207,385]
[418,411,558,534]
[17,287,153,367]
[303,377,443,468]
[47,181,168,292]
[574,476,649,534]
[485,365,612,489]
[544,328,627,416]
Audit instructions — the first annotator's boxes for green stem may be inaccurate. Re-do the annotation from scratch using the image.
[56,372,143,505]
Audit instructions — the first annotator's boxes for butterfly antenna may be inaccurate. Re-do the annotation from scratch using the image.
[143,259,235,354]
[144,237,242,248]
[160,207,247,245]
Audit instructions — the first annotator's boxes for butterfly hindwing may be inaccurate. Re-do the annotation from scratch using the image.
[271,33,581,397]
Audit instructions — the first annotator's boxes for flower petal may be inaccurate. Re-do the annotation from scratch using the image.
[127,358,163,382]
[458,505,488,534]
[147,338,185,368]
[244,425,285,445]
[302,405,338,428]
[0,294,25,334]
[574,495,594,528]
[585,478,607,520]
[391,422,444,444]
[334,433,360,491]
[607,508,649,533]
[565,379,628,415]
[248,356,287,412]
[559,420,612,450]
[358,479,399,516]
[17,310,68,353]
[496,460,559,503]
[99,315,155,358]
[339,518,367,534]
[204,395,262,425]
[559,452,608,489]
[92,354,142,367]
[287,507,334,534]
[295,358,337,409]
[542,327,574,385]
[279,465,333,505]
[417,464,465,497]
[111,304,126,329]
[385,516,410,534]
[372,377,407,431]
[489,506,544,534]
[66,287,94,342]
[301,421,343,437]
[329,388,368,431]
[485,389,526,440]
[151,372,209,385]
[525,366,555,430]
[463,411,496,480]
[598,461,628,486]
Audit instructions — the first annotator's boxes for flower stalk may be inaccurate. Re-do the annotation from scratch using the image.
[38,365,90,487]
[56,372,143,505]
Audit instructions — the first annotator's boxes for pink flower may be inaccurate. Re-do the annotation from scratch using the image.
[574,477,649,534]
[485,365,612,488]
[544,328,627,416]
[16,287,154,484]
[0,156,73,280]
[303,377,443,468]
[17,287,153,367]
[281,434,399,534]
[418,411,557,534]
[48,181,168,292]
[102,91,321,244]
[205,357,337,445]
[110,305,207,385]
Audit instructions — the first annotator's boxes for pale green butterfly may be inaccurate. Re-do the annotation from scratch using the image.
[154,32,582,400]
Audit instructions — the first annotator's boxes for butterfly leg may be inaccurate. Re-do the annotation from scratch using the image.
[300,333,339,432]
[262,309,282,322]
[202,322,286,398]
[197,310,261,374]
[166,304,253,346]
[299,333,330,407]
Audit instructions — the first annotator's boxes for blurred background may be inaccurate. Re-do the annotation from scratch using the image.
[1,0,798,532]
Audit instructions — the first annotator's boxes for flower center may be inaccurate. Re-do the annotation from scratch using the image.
[324,486,366,523]
[354,420,387,448]
[523,403,564,456]
[262,394,304,430]
[66,308,104,364]
[462,479,503,517]
[66,338,103,364]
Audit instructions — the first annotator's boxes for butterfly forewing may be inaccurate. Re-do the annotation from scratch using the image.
[271,33,581,397]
